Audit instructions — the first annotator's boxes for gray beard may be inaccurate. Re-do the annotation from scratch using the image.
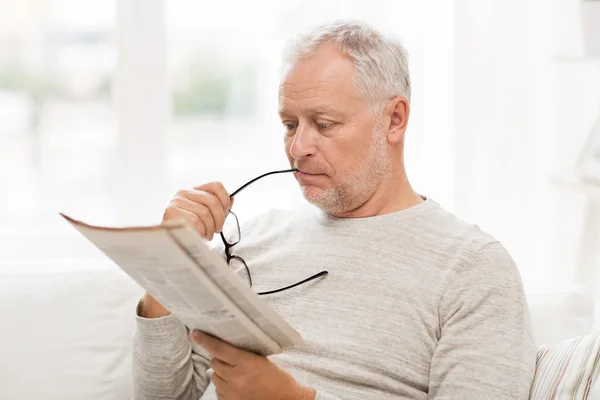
[302,128,391,214]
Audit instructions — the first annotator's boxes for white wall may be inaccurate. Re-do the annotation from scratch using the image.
[454,0,600,319]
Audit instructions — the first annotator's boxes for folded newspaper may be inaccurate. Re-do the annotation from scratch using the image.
[60,213,304,356]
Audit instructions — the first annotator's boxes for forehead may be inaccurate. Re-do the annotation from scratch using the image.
[278,46,361,113]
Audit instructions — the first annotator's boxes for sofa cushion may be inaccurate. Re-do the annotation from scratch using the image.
[0,258,143,400]
[529,331,600,399]
[526,284,594,346]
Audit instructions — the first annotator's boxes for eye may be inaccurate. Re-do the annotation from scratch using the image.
[283,121,297,131]
[317,121,331,129]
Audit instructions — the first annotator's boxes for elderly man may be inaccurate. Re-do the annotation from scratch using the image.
[133,20,536,399]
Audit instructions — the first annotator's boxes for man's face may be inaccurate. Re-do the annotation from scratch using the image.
[278,45,391,214]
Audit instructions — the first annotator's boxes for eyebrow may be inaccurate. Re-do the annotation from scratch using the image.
[278,105,341,118]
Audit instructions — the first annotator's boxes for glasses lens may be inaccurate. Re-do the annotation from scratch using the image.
[222,211,241,245]
[229,256,251,287]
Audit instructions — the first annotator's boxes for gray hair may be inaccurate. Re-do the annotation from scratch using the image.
[281,20,411,113]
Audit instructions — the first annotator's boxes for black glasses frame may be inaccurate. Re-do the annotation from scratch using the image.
[220,168,328,296]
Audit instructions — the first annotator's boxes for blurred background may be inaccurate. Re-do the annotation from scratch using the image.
[2,1,600,397]
[1,0,600,321]
[0,1,454,245]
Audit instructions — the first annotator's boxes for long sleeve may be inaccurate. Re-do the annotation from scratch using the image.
[428,242,536,399]
[132,311,212,400]
[315,391,343,399]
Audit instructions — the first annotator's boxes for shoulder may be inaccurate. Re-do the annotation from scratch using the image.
[422,200,497,250]
[450,241,522,289]
[411,199,511,269]
[430,205,524,309]
[416,200,524,297]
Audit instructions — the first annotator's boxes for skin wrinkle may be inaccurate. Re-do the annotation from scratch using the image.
[278,44,416,217]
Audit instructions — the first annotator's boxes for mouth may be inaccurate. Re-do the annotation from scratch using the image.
[296,170,324,177]
[294,170,328,185]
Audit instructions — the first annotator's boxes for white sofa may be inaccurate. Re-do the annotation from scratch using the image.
[0,258,142,399]
[0,232,596,399]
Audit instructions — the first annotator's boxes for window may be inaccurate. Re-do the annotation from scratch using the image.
[0,0,117,228]
[0,0,454,229]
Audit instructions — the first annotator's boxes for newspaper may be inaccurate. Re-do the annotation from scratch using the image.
[60,213,304,356]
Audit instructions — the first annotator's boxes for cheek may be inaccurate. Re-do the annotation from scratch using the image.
[327,132,372,171]
[315,140,349,174]
[283,137,293,158]
[334,138,361,160]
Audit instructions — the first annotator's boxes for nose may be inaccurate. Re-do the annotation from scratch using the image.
[289,123,316,160]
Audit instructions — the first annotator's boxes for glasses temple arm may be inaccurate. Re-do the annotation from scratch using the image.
[230,168,298,198]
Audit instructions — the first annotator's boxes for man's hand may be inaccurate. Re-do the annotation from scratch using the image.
[163,182,232,241]
[189,330,316,400]
[139,182,233,319]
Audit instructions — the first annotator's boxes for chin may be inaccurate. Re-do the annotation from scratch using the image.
[300,184,322,201]
[300,185,341,213]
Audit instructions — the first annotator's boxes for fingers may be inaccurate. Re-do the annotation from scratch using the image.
[195,182,232,212]
[163,182,231,240]
[189,330,244,366]
[210,357,234,376]
[166,207,208,238]
[173,198,216,238]
[179,190,226,231]
[212,372,227,392]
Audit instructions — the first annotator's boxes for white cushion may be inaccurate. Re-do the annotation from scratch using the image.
[0,258,143,400]
[0,229,104,259]
[526,286,594,346]
[529,331,600,399]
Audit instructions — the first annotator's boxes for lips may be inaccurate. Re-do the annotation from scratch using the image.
[297,170,329,180]
[297,170,320,176]
[294,166,325,175]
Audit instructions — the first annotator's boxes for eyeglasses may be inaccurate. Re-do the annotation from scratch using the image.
[220,168,328,296]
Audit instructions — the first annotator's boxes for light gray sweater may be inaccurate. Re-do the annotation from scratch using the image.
[132,198,536,399]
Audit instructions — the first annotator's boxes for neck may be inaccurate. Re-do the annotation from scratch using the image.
[331,164,423,219]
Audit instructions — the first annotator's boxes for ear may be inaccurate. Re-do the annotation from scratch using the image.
[382,97,410,145]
